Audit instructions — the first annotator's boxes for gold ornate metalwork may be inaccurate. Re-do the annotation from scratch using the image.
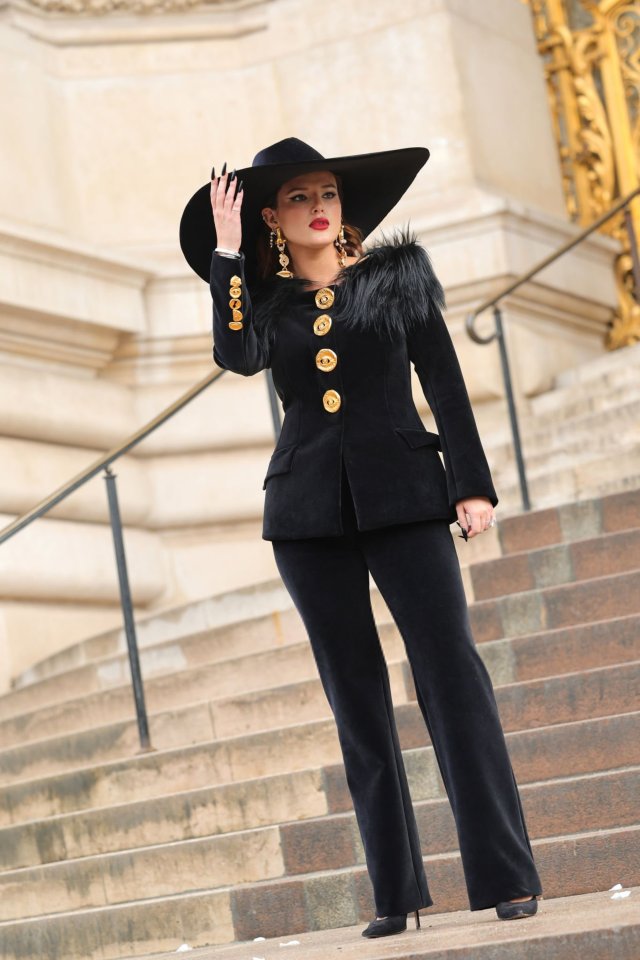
[524,0,640,346]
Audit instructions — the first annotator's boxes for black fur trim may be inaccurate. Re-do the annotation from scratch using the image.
[250,225,446,348]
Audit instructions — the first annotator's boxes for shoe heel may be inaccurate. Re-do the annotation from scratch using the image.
[414,909,421,930]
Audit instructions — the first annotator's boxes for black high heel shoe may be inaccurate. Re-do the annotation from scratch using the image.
[361,909,421,938]
[495,895,539,920]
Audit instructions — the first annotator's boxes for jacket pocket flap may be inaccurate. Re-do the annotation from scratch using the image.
[262,442,299,489]
[394,426,442,450]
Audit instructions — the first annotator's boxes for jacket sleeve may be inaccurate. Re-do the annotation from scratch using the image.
[406,298,499,510]
[210,250,270,376]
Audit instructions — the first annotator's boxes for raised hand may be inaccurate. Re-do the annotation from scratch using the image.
[210,162,243,253]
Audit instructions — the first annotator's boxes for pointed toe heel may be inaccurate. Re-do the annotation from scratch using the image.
[361,909,421,939]
[495,895,539,920]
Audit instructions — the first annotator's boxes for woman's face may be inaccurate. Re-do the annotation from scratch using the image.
[262,169,342,252]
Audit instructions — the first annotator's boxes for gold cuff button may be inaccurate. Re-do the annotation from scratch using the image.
[316,348,338,371]
[229,286,242,298]
[230,275,242,286]
[315,287,335,309]
[313,314,332,335]
[229,321,243,330]
[232,309,243,322]
[322,389,341,412]
[229,298,242,309]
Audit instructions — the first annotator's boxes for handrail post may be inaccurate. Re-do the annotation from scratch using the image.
[493,306,531,512]
[103,465,154,753]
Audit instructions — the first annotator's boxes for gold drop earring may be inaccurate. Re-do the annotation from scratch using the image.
[270,224,294,278]
[334,222,347,268]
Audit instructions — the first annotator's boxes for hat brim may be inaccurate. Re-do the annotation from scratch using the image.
[179,145,430,286]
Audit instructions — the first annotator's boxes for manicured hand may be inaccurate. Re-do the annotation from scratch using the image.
[210,162,243,253]
[455,496,495,539]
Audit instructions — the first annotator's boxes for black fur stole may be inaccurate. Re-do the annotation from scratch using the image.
[250,225,447,348]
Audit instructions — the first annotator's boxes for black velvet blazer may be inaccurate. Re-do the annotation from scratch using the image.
[210,227,498,541]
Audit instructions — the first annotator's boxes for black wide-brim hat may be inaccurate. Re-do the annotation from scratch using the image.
[179,137,430,288]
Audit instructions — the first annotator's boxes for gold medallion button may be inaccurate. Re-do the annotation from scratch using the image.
[229,321,243,330]
[316,348,338,372]
[315,287,335,309]
[322,389,341,413]
[229,286,242,298]
[230,275,242,286]
[313,314,332,335]
[229,298,242,309]
[232,309,243,322]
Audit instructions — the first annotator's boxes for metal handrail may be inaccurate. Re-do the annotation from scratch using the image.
[0,367,224,545]
[465,186,640,513]
[0,354,283,751]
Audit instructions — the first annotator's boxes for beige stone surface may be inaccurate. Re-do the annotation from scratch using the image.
[0,0,630,690]
[117,887,640,960]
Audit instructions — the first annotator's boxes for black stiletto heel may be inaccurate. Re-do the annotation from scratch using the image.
[495,895,539,920]
[361,909,421,938]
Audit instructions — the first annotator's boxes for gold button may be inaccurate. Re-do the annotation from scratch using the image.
[315,287,334,309]
[316,348,338,372]
[232,309,243,322]
[229,321,243,330]
[229,286,242,298]
[230,275,242,285]
[229,298,242,309]
[313,314,332,335]
[322,389,341,412]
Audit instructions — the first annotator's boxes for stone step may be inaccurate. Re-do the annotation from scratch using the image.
[553,340,640,388]
[3,604,636,754]
[0,656,407,786]
[529,364,640,419]
[1,630,637,822]
[489,395,640,470]
[1,764,636,923]
[115,887,640,960]
[495,449,640,517]
[0,606,308,723]
[492,425,639,479]
[5,488,635,712]
[0,825,637,957]
[1,637,637,790]
[3,555,638,729]
[469,568,640,643]
[2,711,636,873]
[470,528,640,601]
[0,625,404,748]
[9,578,297,692]
[496,489,640,555]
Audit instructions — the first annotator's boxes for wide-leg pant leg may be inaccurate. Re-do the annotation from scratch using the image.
[358,514,543,911]
[271,461,432,917]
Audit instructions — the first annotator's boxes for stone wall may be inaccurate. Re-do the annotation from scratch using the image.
[0,0,618,689]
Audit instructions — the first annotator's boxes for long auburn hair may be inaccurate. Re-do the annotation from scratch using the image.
[255,172,364,282]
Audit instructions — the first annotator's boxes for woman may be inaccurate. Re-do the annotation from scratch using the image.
[179,137,543,939]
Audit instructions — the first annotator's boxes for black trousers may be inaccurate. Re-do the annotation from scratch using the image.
[271,458,543,917]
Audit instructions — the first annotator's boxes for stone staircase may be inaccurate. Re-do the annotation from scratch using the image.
[483,340,640,512]
[0,479,639,958]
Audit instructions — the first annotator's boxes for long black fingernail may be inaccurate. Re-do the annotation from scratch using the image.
[221,161,227,176]
[211,165,215,179]
[238,179,244,191]
[229,168,236,181]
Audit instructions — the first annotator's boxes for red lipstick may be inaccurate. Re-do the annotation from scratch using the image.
[310,218,329,230]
